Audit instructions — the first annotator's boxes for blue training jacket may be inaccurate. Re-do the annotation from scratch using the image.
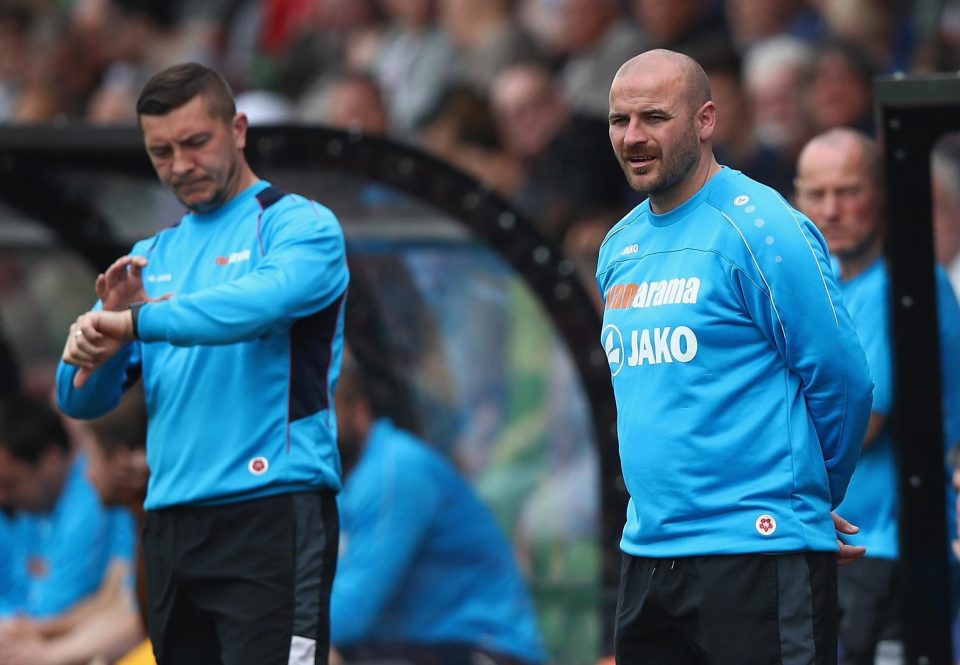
[596,167,874,558]
[836,258,960,559]
[56,181,349,510]
[333,419,546,664]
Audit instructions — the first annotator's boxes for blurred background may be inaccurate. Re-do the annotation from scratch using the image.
[3,1,960,664]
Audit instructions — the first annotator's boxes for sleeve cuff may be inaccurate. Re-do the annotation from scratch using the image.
[129,302,145,340]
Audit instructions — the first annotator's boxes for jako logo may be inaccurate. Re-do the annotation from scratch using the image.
[601,324,698,371]
[620,243,639,256]
[215,249,251,266]
[602,324,625,377]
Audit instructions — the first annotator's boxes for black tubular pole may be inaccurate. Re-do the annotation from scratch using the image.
[876,74,960,665]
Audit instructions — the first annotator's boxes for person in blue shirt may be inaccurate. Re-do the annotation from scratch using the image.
[57,63,348,665]
[331,357,546,665]
[795,127,960,665]
[0,395,136,623]
[600,49,874,664]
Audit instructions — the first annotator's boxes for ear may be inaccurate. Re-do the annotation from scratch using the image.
[697,101,717,142]
[233,112,249,150]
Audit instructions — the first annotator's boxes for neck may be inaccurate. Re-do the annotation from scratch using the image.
[839,240,883,280]
[649,154,721,214]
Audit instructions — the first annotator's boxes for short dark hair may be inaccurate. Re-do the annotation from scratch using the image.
[88,383,146,456]
[137,62,236,123]
[0,394,69,465]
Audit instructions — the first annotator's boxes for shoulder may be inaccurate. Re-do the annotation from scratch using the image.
[597,203,648,271]
[706,169,823,262]
[262,190,339,225]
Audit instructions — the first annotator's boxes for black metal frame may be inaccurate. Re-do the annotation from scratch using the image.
[0,123,625,643]
[876,72,960,664]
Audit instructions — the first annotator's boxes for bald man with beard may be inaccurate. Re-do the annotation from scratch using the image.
[597,49,874,664]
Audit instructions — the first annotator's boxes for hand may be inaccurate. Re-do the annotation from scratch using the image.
[62,310,135,388]
[96,256,150,311]
[833,511,866,566]
[0,633,53,665]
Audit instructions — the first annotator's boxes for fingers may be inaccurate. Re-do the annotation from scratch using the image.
[74,367,93,389]
[96,256,150,307]
[837,541,867,567]
[832,511,860,535]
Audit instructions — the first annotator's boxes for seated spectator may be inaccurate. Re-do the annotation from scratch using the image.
[418,84,524,194]
[705,49,795,196]
[742,35,814,168]
[300,71,389,135]
[724,0,823,51]
[0,393,137,665]
[367,0,454,133]
[630,0,730,56]
[554,0,646,120]
[0,386,150,665]
[331,355,546,665]
[490,62,626,235]
[439,0,541,96]
[806,39,876,136]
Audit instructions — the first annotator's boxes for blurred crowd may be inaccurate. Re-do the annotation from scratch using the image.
[3,0,960,258]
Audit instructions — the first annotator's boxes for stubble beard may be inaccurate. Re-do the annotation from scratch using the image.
[628,126,702,198]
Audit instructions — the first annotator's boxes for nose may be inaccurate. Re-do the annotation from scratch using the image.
[622,117,649,147]
[171,147,193,176]
[821,191,840,220]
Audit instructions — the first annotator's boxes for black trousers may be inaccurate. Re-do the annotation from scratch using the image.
[144,491,339,665]
[615,551,838,665]
[837,557,900,665]
[339,643,542,665]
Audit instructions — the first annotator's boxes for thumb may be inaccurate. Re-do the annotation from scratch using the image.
[73,367,92,389]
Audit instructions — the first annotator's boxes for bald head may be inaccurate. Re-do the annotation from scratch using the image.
[613,49,712,113]
[797,128,881,188]
[608,48,719,212]
[794,127,883,277]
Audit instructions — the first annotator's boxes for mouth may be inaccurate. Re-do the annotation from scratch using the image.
[625,155,656,168]
[173,178,208,191]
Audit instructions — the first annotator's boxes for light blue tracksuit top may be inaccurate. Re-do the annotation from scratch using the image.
[56,181,349,510]
[596,167,874,558]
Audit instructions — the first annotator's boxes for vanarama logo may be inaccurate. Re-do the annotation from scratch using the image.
[215,249,251,266]
[605,277,700,310]
[601,323,699,370]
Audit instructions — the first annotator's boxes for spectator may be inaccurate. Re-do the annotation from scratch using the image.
[819,0,916,73]
[742,35,814,167]
[705,49,795,196]
[795,127,960,665]
[724,0,823,51]
[0,388,149,665]
[555,0,647,119]
[366,0,454,133]
[0,394,136,621]
[490,62,625,234]
[630,0,729,56]
[330,355,546,665]
[300,72,389,134]
[806,39,876,136]
[418,84,524,194]
[439,0,541,95]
